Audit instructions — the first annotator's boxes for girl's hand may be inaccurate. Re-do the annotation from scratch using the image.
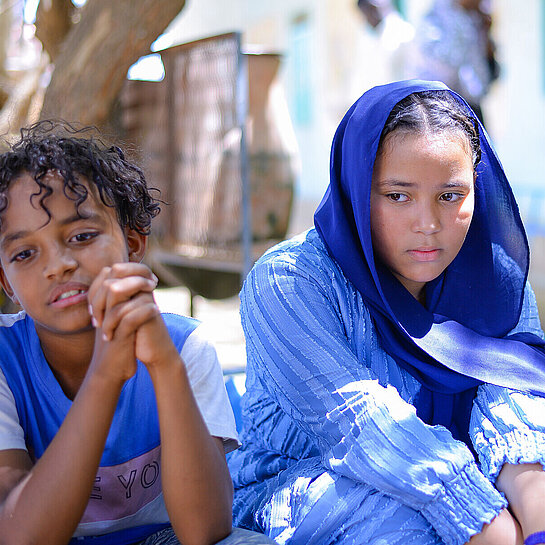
[496,463,545,538]
[467,508,523,545]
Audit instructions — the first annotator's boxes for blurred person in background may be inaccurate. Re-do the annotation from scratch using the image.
[353,0,416,92]
[412,0,500,125]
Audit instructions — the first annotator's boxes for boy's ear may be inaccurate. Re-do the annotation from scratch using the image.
[125,228,147,263]
[0,267,19,306]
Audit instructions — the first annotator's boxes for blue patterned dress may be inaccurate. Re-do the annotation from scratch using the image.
[228,229,545,545]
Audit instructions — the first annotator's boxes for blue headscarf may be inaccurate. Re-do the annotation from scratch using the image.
[314,80,545,446]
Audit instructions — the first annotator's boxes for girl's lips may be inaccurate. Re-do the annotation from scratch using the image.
[408,248,441,262]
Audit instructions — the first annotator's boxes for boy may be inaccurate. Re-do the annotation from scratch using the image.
[0,122,265,545]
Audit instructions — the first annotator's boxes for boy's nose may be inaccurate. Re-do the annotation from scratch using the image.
[43,246,77,278]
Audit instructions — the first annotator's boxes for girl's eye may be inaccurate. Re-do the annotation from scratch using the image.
[440,192,463,202]
[71,232,98,243]
[11,249,33,263]
[387,193,408,203]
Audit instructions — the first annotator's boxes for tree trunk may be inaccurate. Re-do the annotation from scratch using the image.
[0,0,17,107]
[35,0,75,62]
[40,0,185,130]
[0,55,48,137]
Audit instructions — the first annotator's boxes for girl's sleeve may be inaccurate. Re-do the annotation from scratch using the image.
[470,282,545,481]
[241,250,505,545]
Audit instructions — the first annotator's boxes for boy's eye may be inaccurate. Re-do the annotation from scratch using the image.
[11,249,33,263]
[71,232,98,243]
[387,193,408,202]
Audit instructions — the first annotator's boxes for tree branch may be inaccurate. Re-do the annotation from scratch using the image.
[40,0,185,129]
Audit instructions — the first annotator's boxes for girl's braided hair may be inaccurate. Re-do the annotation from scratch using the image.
[0,120,160,234]
[378,90,482,169]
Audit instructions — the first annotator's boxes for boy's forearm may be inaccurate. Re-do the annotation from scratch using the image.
[0,371,124,545]
[148,354,233,545]
[496,463,545,537]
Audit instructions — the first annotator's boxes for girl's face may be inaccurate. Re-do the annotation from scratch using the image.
[370,130,475,302]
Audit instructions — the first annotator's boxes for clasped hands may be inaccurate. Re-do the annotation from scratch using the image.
[87,262,176,384]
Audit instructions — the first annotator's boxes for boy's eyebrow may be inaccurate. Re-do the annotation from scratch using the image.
[0,212,103,249]
[59,211,101,225]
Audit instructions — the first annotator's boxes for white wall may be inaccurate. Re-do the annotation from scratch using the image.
[485,0,545,190]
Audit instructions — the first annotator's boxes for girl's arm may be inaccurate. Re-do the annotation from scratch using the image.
[94,263,233,545]
[470,283,545,539]
[239,244,506,545]
[471,385,545,539]
[467,509,523,545]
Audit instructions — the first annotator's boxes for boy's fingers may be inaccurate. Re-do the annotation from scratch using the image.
[107,262,157,282]
[87,262,156,299]
[100,293,159,341]
[104,275,156,309]
[87,266,113,325]
[89,274,157,328]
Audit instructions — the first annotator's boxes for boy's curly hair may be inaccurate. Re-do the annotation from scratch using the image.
[0,120,161,234]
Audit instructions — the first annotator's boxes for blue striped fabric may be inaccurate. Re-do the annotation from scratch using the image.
[228,229,545,545]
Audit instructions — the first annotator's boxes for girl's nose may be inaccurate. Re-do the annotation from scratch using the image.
[412,204,441,235]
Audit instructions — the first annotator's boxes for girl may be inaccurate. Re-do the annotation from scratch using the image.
[228,80,545,545]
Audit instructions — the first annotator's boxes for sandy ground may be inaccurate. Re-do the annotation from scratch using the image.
[154,287,245,372]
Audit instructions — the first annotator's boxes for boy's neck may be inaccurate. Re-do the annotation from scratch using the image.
[37,327,96,400]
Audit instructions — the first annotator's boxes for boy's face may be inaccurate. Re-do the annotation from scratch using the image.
[0,170,145,338]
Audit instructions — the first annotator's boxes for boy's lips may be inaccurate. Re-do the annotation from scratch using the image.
[49,283,89,306]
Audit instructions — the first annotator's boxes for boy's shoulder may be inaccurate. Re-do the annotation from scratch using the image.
[160,312,200,350]
[0,311,30,350]
[0,310,27,328]
[0,312,37,395]
[0,311,202,358]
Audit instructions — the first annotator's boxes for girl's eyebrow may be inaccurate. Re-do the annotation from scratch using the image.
[376,180,415,188]
[442,181,473,189]
[376,179,472,189]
